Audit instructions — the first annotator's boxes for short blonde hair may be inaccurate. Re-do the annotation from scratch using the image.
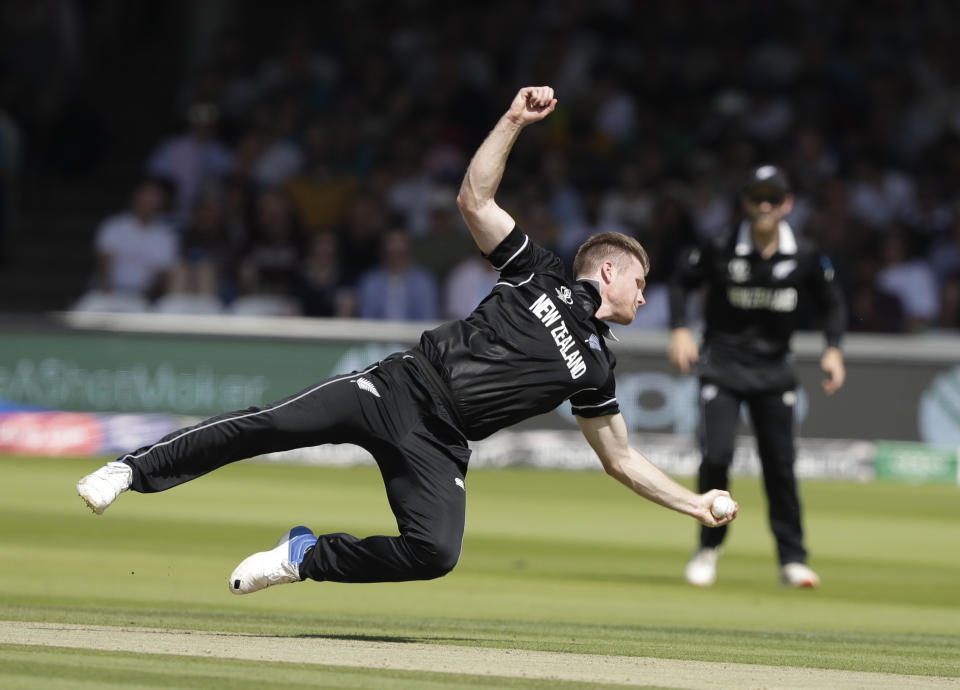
[572,232,650,278]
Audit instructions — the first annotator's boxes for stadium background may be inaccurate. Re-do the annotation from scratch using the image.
[0,0,957,479]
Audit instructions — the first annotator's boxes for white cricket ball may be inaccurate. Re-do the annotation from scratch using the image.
[711,495,735,519]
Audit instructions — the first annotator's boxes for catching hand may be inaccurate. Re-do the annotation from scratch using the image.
[697,489,739,527]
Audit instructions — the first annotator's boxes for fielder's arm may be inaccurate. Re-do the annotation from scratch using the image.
[576,413,737,527]
[456,86,557,254]
[807,250,847,395]
[667,244,708,374]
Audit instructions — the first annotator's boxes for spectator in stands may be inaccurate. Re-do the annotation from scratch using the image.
[220,172,257,243]
[848,280,906,333]
[787,125,839,196]
[292,229,354,317]
[875,230,940,332]
[688,159,734,241]
[644,183,697,283]
[591,71,639,146]
[928,208,960,329]
[540,150,585,260]
[411,189,475,284]
[442,255,497,320]
[338,191,389,278]
[89,178,178,301]
[247,92,304,188]
[512,184,560,253]
[846,156,917,231]
[236,187,303,300]
[229,128,267,189]
[555,179,630,265]
[902,175,954,245]
[355,228,437,321]
[286,120,357,233]
[599,161,656,239]
[385,138,441,238]
[167,192,238,306]
[147,101,234,224]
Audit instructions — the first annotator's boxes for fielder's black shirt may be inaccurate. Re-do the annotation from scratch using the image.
[668,220,844,392]
[417,226,619,441]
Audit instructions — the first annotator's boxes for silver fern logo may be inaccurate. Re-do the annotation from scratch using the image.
[555,286,573,304]
[772,259,797,280]
[356,377,380,398]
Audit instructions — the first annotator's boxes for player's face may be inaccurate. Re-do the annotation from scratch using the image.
[743,192,793,232]
[603,256,647,325]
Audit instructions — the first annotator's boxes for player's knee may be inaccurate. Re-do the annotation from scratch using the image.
[407,536,461,579]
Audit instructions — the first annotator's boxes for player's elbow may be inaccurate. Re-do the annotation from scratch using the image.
[600,456,627,480]
[456,189,482,218]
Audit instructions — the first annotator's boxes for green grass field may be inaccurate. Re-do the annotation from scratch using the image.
[1,454,958,688]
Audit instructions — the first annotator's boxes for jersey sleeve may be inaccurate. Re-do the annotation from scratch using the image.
[805,249,846,349]
[483,225,566,280]
[569,372,620,418]
[668,243,709,329]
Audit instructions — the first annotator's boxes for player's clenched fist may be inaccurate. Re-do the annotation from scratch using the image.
[506,86,557,126]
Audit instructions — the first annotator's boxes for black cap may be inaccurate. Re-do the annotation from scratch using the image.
[743,164,790,202]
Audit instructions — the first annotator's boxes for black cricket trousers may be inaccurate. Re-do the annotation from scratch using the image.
[119,352,471,583]
[697,381,807,565]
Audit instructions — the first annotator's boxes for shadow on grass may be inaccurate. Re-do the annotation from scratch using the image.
[292,633,423,644]
[290,633,502,645]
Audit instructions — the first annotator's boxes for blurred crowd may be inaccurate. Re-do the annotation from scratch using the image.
[7,1,960,330]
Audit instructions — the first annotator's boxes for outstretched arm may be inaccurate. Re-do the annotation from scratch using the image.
[456,86,557,254]
[576,413,738,527]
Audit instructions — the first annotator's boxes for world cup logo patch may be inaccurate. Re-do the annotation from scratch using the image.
[728,258,750,283]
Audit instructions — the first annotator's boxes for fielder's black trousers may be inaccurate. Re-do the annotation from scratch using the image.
[696,381,807,565]
[119,352,471,583]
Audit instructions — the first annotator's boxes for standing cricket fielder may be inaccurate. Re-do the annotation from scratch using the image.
[78,87,738,594]
[668,164,845,588]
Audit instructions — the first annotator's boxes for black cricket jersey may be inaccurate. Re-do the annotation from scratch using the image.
[668,221,844,390]
[416,226,619,441]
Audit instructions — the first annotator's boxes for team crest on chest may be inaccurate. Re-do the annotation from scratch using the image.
[772,259,797,280]
[728,258,750,282]
[555,286,574,304]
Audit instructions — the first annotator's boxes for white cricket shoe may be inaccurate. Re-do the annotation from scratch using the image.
[229,526,317,595]
[77,461,132,515]
[780,562,820,588]
[684,547,721,587]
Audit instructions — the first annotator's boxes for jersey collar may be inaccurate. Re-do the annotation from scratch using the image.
[734,220,798,256]
[574,279,618,341]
